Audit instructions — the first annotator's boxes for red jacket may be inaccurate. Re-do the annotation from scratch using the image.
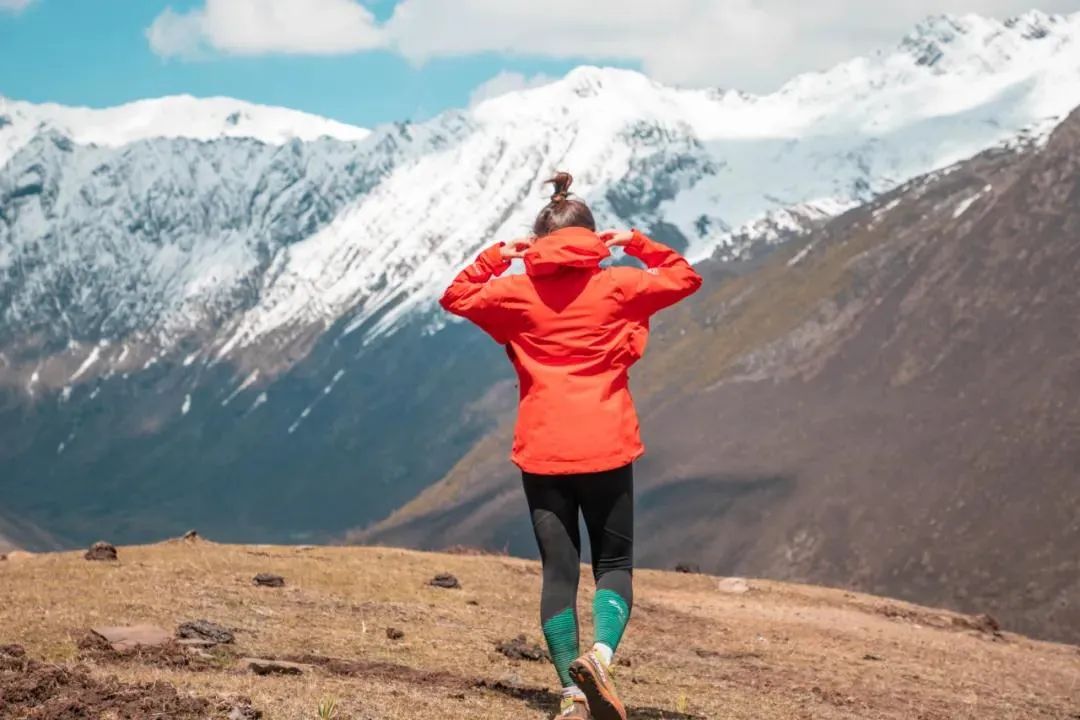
[440,227,702,475]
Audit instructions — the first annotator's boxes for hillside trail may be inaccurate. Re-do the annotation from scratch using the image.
[1,540,1077,719]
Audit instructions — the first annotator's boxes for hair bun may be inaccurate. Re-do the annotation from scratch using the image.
[546,171,573,204]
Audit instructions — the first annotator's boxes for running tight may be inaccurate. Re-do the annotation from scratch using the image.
[522,463,634,686]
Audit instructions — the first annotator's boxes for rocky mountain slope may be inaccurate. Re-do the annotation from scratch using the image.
[361,104,1080,644]
[3,11,1080,553]
[1,540,1077,719]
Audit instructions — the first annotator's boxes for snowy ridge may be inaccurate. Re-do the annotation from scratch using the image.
[0,94,370,166]
[224,10,1080,350]
[3,10,1080,385]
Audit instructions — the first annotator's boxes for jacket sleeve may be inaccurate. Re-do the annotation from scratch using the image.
[617,229,703,318]
[439,243,516,344]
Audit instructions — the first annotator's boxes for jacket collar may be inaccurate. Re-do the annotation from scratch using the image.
[524,227,610,277]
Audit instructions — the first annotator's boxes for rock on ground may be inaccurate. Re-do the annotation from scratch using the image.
[84,541,118,561]
[176,620,235,645]
[90,625,171,651]
[252,573,285,587]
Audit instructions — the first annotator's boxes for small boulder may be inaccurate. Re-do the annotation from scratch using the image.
[495,635,547,662]
[85,541,118,562]
[182,529,200,542]
[429,573,461,589]
[717,577,750,594]
[386,627,405,640]
[674,562,701,574]
[90,625,171,651]
[177,619,234,645]
[243,658,305,676]
[253,573,285,588]
[3,551,33,562]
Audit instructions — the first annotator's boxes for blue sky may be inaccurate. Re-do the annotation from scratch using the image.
[2,0,1075,128]
[0,1,614,127]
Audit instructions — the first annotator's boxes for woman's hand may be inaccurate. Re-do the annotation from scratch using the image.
[599,229,634,248]
[500,237,533,260]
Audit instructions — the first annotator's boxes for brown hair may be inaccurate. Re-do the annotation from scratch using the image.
[532,171,596,237]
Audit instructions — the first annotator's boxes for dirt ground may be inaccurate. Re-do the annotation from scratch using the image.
[1,539,1078,719]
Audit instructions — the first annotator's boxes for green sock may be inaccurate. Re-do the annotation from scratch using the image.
[593,589,630,653]
[541,607,579,687]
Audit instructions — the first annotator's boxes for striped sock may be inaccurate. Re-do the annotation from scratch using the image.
[542,607,579,688]
[593,588,630,655]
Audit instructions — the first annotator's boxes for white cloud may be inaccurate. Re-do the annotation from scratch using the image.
[147,0,385,59]
[147,8,209,59]
[384,0,1080,90]
[468,71,556,107]
[0,0,36,12]
[146,0,1080,91]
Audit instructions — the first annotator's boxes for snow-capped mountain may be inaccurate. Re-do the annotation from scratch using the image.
[5,10,1080,389]
[0,94,370,167]
[2,11,1080,548]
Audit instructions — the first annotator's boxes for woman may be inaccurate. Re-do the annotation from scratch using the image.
[440,172,702,720]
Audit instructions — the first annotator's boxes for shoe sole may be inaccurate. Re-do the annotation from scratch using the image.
[569,657,626,720]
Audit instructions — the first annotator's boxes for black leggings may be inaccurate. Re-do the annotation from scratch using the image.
[522,463,634,626]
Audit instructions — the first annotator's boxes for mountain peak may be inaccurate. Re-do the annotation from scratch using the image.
[0,94,370,166]
[897,10,1072,71]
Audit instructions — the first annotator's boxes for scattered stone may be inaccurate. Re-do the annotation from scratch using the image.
[228,705,263,720]
[430,572,461,589]
[863,653,885,661]
[717,577,750,594]
[694,648,721,658]
[3,550,33,562]
[617,657,633,668]
[177,619,235,645]
[182,529,200,541]
[243,657,306,676]
[386,627,405,640]
[675,562,701,574]
[90,625,171,651]
[84,541,118,561]
[253,573,285,587]
[466,599,480,606]
[495,635,547,662]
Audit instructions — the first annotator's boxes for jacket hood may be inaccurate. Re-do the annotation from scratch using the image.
[524,227,610,277]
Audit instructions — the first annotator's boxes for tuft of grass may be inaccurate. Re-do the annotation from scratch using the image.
[676,692,689,714]
[317,697,338,719]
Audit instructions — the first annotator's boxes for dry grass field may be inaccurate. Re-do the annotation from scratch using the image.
[1,538,1078,719]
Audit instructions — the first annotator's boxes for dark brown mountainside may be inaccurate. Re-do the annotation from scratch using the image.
[359,108,1080,643]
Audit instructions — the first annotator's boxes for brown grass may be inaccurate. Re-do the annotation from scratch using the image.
[1,539,1078,719]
